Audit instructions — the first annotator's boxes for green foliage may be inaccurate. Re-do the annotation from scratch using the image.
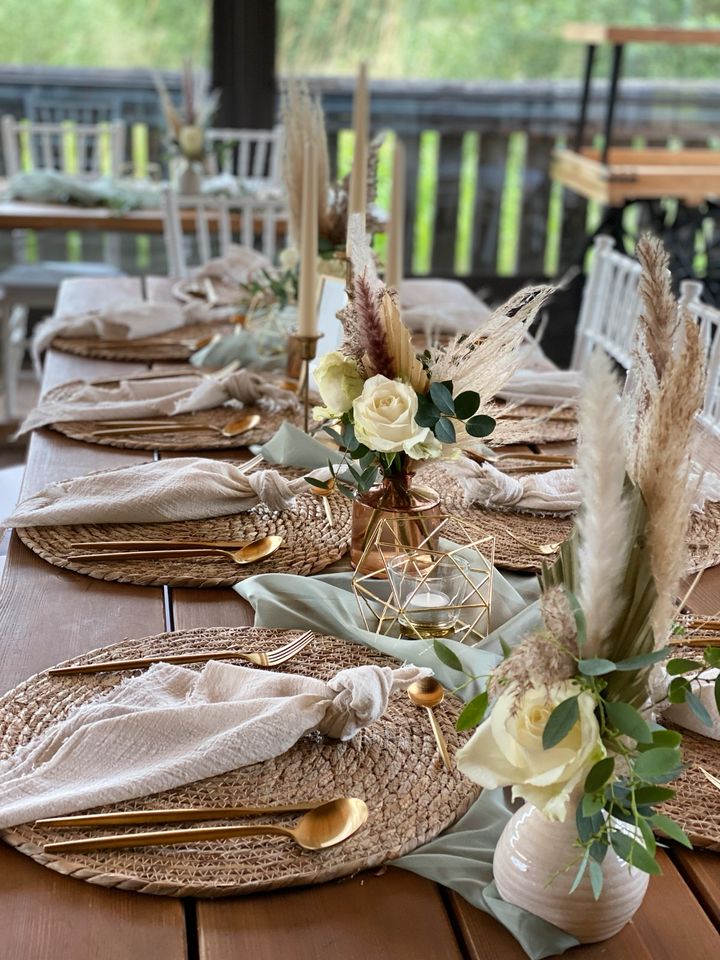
[456,691,489,730]
[542,695,579,749]
[433,639,464,673]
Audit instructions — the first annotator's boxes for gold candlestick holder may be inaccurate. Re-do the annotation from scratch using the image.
[288,334,323,432]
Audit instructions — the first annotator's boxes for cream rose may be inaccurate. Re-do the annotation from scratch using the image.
[313,351,364,418]
[353,374,432,457]
[456,681,605,821]
[178,124,205,160]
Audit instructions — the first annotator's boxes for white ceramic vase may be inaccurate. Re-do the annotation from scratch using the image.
[493,800,650,943]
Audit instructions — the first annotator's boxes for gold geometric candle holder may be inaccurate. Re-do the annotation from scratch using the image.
[351,512,495,643]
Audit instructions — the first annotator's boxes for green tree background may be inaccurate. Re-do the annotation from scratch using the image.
[1,0,720,79]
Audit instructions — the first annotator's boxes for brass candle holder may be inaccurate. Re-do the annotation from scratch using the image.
[287,333,323,432]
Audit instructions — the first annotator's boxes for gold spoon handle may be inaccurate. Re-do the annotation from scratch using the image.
[91,424,215,436]
[425,707,452,771]
[69,548,231,561]
[69,540,250,550]
[36,801,321,827]
[44,822,292,853]
[48,648,259,675]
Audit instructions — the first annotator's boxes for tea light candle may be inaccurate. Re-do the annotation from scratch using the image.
[408,589,450,611]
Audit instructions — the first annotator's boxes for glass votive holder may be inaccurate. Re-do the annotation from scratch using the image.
[387,553,470,639]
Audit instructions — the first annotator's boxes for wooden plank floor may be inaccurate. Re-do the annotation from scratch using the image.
[0,275,718,959]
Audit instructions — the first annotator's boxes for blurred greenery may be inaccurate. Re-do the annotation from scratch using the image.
[1,0,720,81]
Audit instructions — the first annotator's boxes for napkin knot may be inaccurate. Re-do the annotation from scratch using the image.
[320,664,432,740]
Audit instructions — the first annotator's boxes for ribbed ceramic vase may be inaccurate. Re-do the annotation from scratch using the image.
[493,800,650,943]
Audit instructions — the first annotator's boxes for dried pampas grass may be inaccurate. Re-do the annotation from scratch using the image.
[576,352,632,656]
[280,80,330,244]
[428,285,555,407]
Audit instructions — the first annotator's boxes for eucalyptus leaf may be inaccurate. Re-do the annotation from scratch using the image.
[429,381,455,415]
[434,417,456,443]
[604,701,652,744]
[667,676,691,704]
[569,854,589,895]
[456,691,489,731]
[588,859,604,899]
[666,657,702,676]
[433,640,464,673]
[632,786,675,805]
[582,792,606,817]
[584,756,615,793]
[454,390,481,420]
[542,695,579,749]
[651,814,692,849]
[684,689,713,728]
[578,658,616,676]
[633,747,683,781]
[465,415,496,438]
[704,646,720,668]
[613,647,671,671]
[304,477,330,489]
[609,830,662,875]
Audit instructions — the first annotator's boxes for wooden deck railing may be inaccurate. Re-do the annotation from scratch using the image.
[1,66,720,284]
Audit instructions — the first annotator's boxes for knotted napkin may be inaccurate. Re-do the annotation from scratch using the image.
[17,369,299,435]
[0,658,428,828]
[32,299,220,363]
[2,457,330,528]
[496,368,581,407]
[193,243,271,287]
[450,457,580,515]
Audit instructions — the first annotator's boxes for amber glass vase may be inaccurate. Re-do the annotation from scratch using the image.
[350,470,441,575]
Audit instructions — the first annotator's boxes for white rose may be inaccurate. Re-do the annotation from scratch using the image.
[456,681,605,821]
[403,427,443,460]
[353,374,431,456]
[279,246,299,272]
[313,351,364,418]
[179,125,205,159]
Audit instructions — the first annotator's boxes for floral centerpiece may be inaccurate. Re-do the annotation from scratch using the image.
[154,61,220,190]
[445,236,709,942]
[308,226,553,567]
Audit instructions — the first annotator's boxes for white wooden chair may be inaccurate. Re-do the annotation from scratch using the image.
[162,187,288,277]
[1,115,126,179]
[0,115,127,419]
[570,235,643,371]
[679,280,720,437]
[204,126,284,186]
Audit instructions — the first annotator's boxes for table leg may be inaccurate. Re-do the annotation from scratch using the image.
[573,43,596,152]
[601,43,624,165]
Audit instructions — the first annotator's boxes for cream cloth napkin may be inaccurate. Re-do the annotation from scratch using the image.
[2,457,330,528]
[450,458,720,517]
[496,369,582,407]
[32,299,219,363]
[17,369,299,435]
[400,278,491,336]
[0,658,428,828]
[662,669,720,740]
[451,457,580,515]
[193,243,271,286]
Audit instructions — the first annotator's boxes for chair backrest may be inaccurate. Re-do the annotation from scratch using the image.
[679,280,720,437]
[162,187,289,277]
[204,126,284,184]
[571,235,643,371]
[0,115,126,178]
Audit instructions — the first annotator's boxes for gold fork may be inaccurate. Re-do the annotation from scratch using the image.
[48,630,315,677]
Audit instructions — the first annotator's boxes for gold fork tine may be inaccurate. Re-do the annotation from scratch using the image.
[264,631,314,666]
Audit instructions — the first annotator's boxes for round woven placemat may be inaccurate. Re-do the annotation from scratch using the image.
[15,467,351,587]
[657,724,720,851]
[493,414,578,446]
[420,464,573,572]
[43,378,304,450]
[51,322,236,362]
[421,465,720,575]
[0,627,480,897]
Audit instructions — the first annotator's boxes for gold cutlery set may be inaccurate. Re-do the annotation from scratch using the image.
[65,534,284,566]
[89,413,261,439]
[41,631,454,853]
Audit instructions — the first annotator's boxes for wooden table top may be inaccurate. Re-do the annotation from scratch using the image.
[0,276,718,959]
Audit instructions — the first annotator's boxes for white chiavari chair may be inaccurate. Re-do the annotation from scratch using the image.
[679,279,720,436]
[1,115,125,179]
[162,187,288,277]
[203,126,284,187]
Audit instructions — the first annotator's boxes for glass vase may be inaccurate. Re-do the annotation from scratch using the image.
[350,472,441,575]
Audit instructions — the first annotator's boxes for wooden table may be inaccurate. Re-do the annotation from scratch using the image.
[0,277,719,959]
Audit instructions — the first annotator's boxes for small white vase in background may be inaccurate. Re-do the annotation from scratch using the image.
[493,801,649,943]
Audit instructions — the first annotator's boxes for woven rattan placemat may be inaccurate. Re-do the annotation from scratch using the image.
[422,465,720,575]
[43,377,304,450]
[0,627,480,897]
[51,322,236,362]
[15,467,351,587]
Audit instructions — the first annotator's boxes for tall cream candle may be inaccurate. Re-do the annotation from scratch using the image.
[347,62,369,253]
[385,138,406,289]
[297,139,318,337]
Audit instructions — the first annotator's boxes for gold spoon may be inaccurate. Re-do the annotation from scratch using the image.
[89,413,261,439]
[69,534,283,565]
[408,677,452,771]
[501,527,564,556]
[43,797,369,854]
[307,478,335,527]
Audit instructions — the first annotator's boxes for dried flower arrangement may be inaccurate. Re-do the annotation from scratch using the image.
[448,235,711,896]
[153,61,220,162]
